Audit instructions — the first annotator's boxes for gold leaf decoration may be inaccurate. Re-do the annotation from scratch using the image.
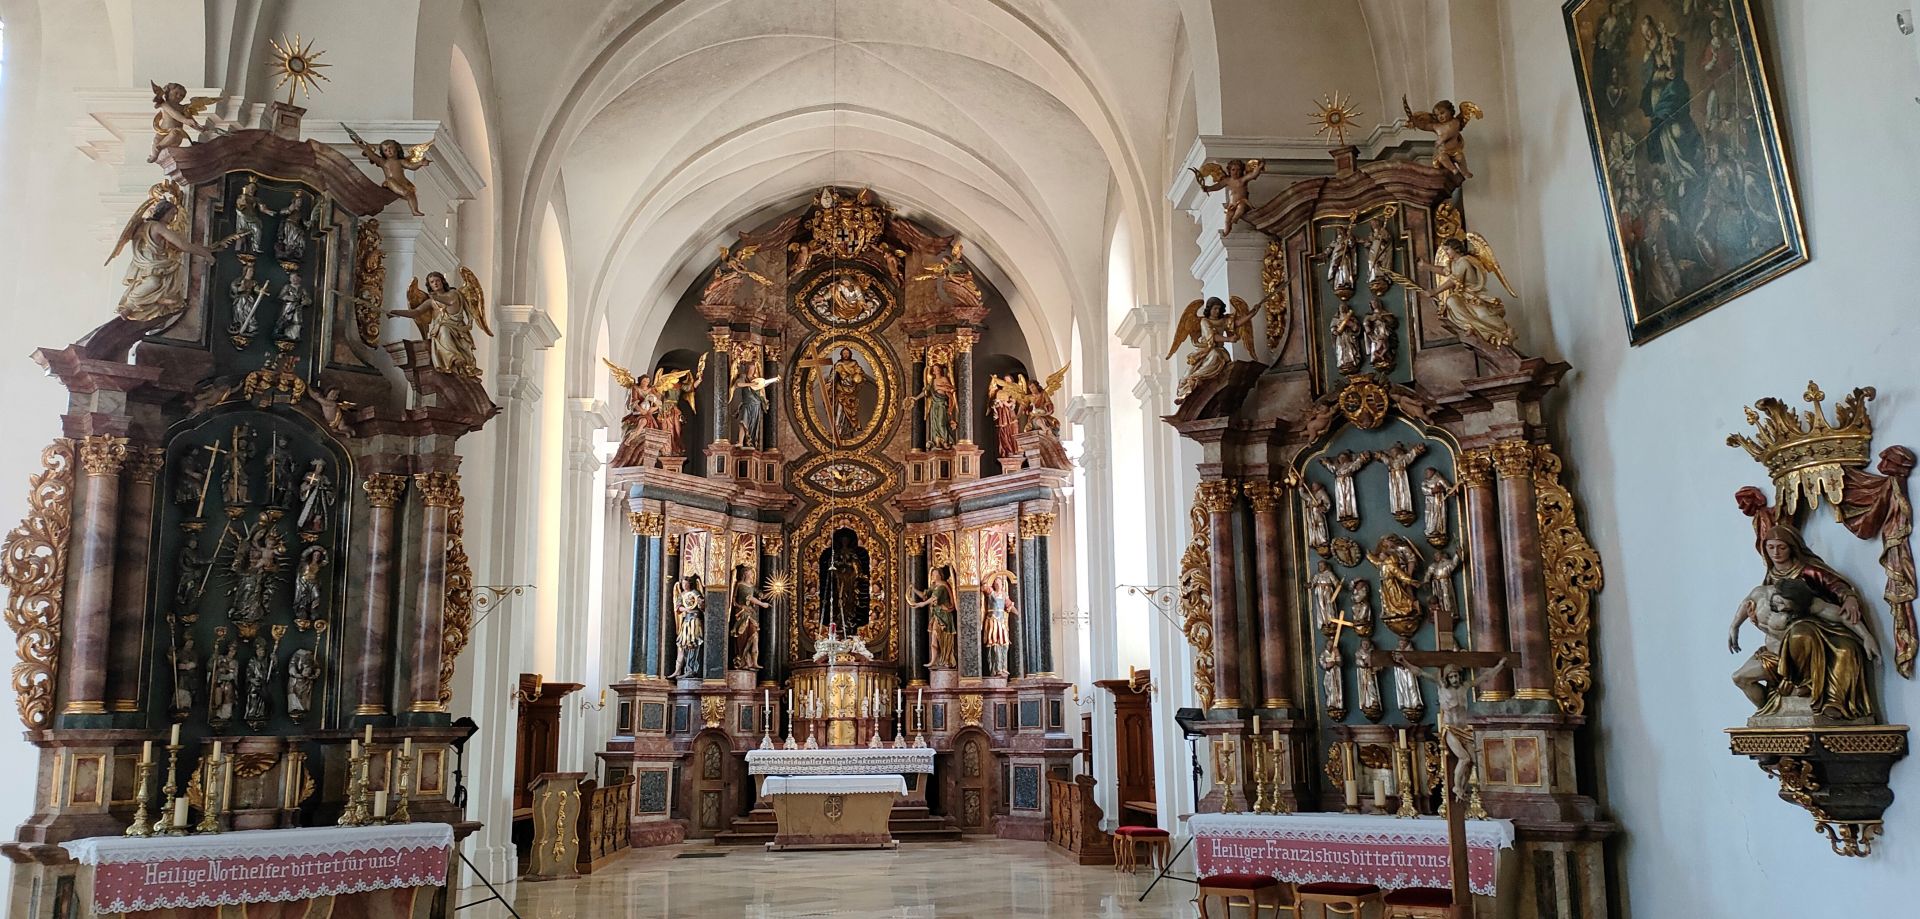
[438,476,472,705]
[352,218,386,346]
[1179,484,1216,708]
[2,439,74,730]
[1533,444,1602,718]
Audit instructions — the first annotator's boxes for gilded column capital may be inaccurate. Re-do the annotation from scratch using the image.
[710,328,734,352]
[363,473,409,508]
[1491,439,1536,479]
[1242,480,1285,512]
[126,446,167,484]
[77,435,129,478]
[1196,479,1240,514]
[413,471,462,508]
[763,533,784,556]
[628,511,664,537]
[1019,512,1056,539]
[1460,449,1496,488]
[954,327,978,353]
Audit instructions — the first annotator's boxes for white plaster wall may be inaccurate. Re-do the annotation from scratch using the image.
[1495,1,1920,913]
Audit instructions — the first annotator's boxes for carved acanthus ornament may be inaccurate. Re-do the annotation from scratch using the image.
[1,440,74,729]
[1459,448,1495,489]
[1178,484,1216,708]
[127,446,167,484]
[958,693,984,728]
[351,218,386,346]
[1018,513,1056,539]
[701,696,727,729]
[1490,439,1536,479]
[415,471,461,508]
[78,435,129,477]
[1242,480,1285,512]
[1196,479,1239,514]
[363,473,407,509]
[953,327,977,353]
[628,511,664,537]
[1260,240,1288,353]
[438,474,472,705]
[1532,444,1602,718]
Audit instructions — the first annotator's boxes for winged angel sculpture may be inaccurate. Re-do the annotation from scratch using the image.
[391,267,492,380]
[1389,232,1520,357]
[1402,96,1484,180]
[1167,296,1255,404]
[606,358,704,459]
[702,244,773,306]
[151,82,219,162]
[343,124,435,217]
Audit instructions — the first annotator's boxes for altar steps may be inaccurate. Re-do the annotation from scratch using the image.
[712,805,964,846]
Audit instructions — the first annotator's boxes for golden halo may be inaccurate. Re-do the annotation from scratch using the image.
[268,35,332,105]
[1309,92,1362,148]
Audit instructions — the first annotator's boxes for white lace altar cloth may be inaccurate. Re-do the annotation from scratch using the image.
[62,822,453,913]
[1190,813,1514,895]
[746,747,935,776]
[762,775,907,796]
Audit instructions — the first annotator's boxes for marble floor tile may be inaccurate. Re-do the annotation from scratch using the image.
[460,839,1207,918]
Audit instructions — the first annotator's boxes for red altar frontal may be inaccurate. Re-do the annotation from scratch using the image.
[1191,813,1515,902]
[57,823,454,917]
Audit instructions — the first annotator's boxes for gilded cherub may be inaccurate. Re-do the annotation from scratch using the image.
[1167,296,1256,403]
[342,124,434,217]
[1391,231,1519,356]
[150,82,217,163]
[1189,159,1264,237]
[1402,96,1484,180]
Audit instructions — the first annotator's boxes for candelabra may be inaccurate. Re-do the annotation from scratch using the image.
[124,757,155,837]
[155,741,186,836]
[392,747,415,824]
[911,704,927,749]
[760,702,776,750]
[337,744,372,827]
[1248,742,1269,814]
[1395,741,1420,818]
[195,753,226,834]
[1217,741,1241,815]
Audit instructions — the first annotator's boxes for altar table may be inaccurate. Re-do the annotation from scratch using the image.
[761,775,906,850]
[1190,813,1514,895]
[744,746,935,776]
[60,822,454,917]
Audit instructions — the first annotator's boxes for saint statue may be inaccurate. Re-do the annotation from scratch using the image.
[910,566,959,670]
[1319,449,1373,530]
[1308,561,1343,636]
[264,433,296,508]
[729,565,772,671]
[244,638,272,726]
[820,531,871,636]
[1356,645,1385,722]
[274,274,311,344]
[170,632,200,719]
[209,638,239,724]
[668,575,705,680]
[1322,220,1359,295]
[292,546,327,628]
[227,259,269,339]
[983,574,1020,678]
[296,459,334,534]
[1320,640,1346,719]
[1349,578,1374,633]
[392,268,493,381]
[1302,481,1333,555]
[1331,303,1363,376]
[1421,467,1455,546]
[1365,210,1396,288]
[1393,641,1427,722]
[285,648,319,722]
[913,359,959,450]
[1375,442,1427,525]
[1426,551,1462,624]
[1728,525,1880,721]
[824,347,868,442]
[271,189,313,262]
[730,364,779,449]
[174,533,212,613]
[1363,298,1399,372]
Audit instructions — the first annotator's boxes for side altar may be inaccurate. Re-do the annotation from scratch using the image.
[597,187,1078,848]
[0,45,496,918]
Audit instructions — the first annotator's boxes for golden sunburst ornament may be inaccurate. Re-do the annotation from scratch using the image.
[268,35,331,105]
[764,573,791,600]
[1309,92,1362,148]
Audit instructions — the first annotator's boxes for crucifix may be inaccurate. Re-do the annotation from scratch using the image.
[1391,648,1516,919]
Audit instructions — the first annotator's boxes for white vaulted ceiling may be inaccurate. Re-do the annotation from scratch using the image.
[475,0,1186,383]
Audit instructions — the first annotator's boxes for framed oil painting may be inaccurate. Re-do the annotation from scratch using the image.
[1564,0,1806,343]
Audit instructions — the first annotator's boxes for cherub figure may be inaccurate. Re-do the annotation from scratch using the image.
[1167,296,1256,403]
[1190,159,1265,236]
[150,82,216,163]
[1402,96,1485,179]
[343,124,434,217]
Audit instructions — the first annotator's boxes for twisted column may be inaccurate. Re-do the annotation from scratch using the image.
[60,435,128,722]
[1492,440,1552,702]
[1244,480,1295,710]
[357,474,408,720]
[1198,480,1244,710]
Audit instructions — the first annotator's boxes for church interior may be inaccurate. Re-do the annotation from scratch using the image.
[0,1,1913,916]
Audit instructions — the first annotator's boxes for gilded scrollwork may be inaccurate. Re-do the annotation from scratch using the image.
[628,511,664,537]
[438,474,472,705]
[1,439,75,729]
[1179,484,1216,708]
[1533,444,1603,718]
[351,218,385,346]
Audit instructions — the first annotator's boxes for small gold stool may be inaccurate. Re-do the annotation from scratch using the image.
[1112,825,1170,873]
[1296,881,1383,918]
[1197,873,1294,918]
[1382,886,1453,919]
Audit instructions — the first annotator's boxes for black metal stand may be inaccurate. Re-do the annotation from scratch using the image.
[453,847,522,917]
[1140,733,1207,901]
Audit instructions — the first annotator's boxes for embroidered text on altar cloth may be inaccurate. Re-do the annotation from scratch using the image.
[143,852,406,887]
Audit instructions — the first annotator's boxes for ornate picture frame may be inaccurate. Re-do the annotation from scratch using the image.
[1563,0,1806,343]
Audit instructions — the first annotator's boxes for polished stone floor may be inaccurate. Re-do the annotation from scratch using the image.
[464,839,1201,918]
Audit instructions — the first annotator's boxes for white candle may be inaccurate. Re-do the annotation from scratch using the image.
[1372,774,1387,809]
[403,737,413,758]
[917,687,924,708]
[1252,715,1261,734]
[142,740,153,764]
[1344,779,1359,808]
[374,790,388,819]
[210,741,221,762]
[173,797,189,827]
[350,738,359,758]
[896,689,902,713]
[364,724,374,745]
[787,689,793,713]
[1398,728,1408,748]
[764,689,770,713]
[170,723,181,746]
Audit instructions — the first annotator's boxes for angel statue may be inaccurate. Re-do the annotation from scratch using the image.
[910,358,959,450]
[730,363,780,449]
[343,125,434,217]
[107,184,229,322]
[150,82,216,163]
[1024,364,1070,436]
[1167,296,1256,403]
[1402,96,1484,180]
[606,359,664,466]
[1393,233,1520,356]
[987,375,1025,464]
[701,245,773,306]
[912,240,984,310]
[656,356,707,457]
[1190,159,1264,237]
[391,267,493,381]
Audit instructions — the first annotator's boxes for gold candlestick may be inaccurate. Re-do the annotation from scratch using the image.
[392,747,414,824]
[1217,740,1241,814]
[154,742,185,835]
[125,758,155,837]
[338,744,370,827]
[1268,735,1292,814]
[195,754,225,834]
[1395,740,1420,818]
[1250,742,1270,814]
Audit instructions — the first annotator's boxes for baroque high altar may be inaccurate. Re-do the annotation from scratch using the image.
[601,186,1075,844]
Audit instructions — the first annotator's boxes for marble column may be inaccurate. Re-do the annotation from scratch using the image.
[906,541,929,684]
[1018,512,1056,675]
[1492,440,1552,702]
[1244,480,1296,711]
[356,473,408,722]
[709,330,733,448]
[1197,480,1244,710]
[1460,449,1512,700]
[954,328,978,444]
[60,435,129,723]
[407,470,460,722]
[628,511,665,677]
[107,447,165,714]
